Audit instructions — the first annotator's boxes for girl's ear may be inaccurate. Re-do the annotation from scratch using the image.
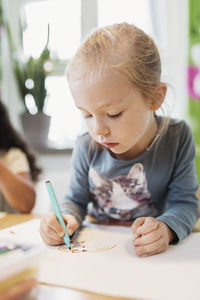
[150,83,167,111]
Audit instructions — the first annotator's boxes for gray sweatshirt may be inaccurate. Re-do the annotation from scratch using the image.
[60,117,199,242]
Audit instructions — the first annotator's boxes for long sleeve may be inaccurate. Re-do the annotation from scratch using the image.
[59,135,91,227]
[157,123,199,242]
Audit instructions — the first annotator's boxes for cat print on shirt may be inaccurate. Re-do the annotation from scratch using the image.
[89,163,158,222]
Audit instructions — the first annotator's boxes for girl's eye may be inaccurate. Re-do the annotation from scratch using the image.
[107,112,123,119]
[83,111,123,119]
[83,114,92,119]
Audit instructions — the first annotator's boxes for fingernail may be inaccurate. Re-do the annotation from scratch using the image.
[68,229,73,236]
[134,233,139,239]
[59,231,64,237]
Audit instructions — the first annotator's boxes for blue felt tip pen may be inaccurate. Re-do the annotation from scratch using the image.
[45,180,71,250]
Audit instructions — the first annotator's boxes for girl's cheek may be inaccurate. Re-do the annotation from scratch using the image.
[86,124,95,138]
[86,122,93,133]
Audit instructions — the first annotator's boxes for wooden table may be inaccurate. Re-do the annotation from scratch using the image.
[0,214,140,300]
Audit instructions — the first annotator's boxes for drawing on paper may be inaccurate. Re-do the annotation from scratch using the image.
[58,238,117,253]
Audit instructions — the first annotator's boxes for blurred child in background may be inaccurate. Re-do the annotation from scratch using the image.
[0,101,41,213]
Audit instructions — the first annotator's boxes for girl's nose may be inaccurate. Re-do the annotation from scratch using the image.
[95,127,110,137]
[94,119,110,137]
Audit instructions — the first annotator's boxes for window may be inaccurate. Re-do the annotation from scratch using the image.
[21,0,186,148]
[98,0,153,36]
[23,0,155,148]
[23,0,82,148]
[23,0,81,59]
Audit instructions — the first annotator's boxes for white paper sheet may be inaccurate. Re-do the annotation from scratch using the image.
[0,219,200,300]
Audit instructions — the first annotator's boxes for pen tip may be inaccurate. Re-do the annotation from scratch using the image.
[69,247,71,250]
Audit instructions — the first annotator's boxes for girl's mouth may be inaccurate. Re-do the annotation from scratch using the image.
[103,143,119,148]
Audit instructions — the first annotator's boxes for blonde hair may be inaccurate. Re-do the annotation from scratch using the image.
[67,22,169,137]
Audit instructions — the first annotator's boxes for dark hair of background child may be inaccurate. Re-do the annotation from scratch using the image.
[0,101,41,181]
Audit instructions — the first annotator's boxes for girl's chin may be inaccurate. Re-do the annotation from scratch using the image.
[110,146,139,160]
[109,146,129,156]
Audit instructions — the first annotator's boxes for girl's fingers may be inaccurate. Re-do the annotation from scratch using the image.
[140,247,165,257]
[40,214,79,246]
[45,214,65,237]
[131,217,145,234]
[41,219,64,242]
[134,238,164,257]
[136,217,158,236]
[133,221,172,257]
[133,227,162,246]
[40,225,63,246]
[63,214,79,236]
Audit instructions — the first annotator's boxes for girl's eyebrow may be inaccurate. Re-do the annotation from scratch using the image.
[77,99,123,110]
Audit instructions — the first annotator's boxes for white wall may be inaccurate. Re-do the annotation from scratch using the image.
[156,0,188,119]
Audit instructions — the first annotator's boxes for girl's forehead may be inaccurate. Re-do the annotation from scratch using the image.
[69,76,145,110]
[70,77,132,104]
[69,75,133,96]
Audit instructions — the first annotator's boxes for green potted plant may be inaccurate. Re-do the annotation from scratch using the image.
[6,22,54,149]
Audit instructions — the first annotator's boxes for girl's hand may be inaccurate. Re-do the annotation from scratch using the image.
[131,217,175,257]
[40,213,78,245]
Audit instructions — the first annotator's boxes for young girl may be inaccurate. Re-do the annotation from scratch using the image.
[0,101,41,213]
[40,23,199,257]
